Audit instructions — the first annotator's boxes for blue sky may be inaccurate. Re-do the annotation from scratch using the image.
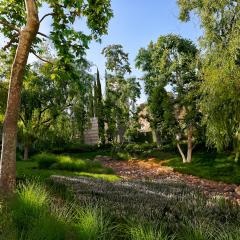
[84,0,202,103]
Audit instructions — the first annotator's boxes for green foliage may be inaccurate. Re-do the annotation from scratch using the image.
[62,176,240,239]
[19,59,96,156]
[0,0,113,62]
[32,153,109,174]
[0,81,7,115]
[177,0,240,49]
[95,69,105,144]
[33,153,58,169]
[163,152,240,184]
[102,44,131,76]
[50,143,98,154]
[124,143,158,155]
[103,45,141,143]
[16,159,119,183]
[149,86,176,145]
[1,182,114,240]
[2,167,240,239]
[136,34,202,153]
[177,0,240,160]
[128,224,173,240]
[75,206,112,240]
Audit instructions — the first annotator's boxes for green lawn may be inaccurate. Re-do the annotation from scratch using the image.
[17,151,120,183]
[160,152,240,184]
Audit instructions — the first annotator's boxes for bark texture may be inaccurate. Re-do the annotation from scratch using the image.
[186,125,193,163]
[0,0,39,193]
[23,143,29,161]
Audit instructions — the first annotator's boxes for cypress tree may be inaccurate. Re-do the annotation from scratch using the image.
[96,69,105,144]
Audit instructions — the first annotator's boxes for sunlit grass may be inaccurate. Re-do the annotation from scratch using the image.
[162,152,240,184]
[128,224,174,240]
[1,182,114,240]
[16,158,120,183]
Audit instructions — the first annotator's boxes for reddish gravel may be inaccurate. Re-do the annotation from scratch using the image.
[96,156,240,203]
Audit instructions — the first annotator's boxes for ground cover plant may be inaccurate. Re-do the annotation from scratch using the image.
[17,152,119,183]
[0,182,115,240]
[1,176,240,240]
[51,175,240,240]
[162,152,240,184]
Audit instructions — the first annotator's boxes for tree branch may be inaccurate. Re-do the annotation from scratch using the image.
[0,19,20,32]
[37,32,49,39]
[39,13,54,23]
[2,34,19,50]
[31,50,53,64]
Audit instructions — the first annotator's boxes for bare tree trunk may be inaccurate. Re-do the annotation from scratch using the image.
[0,0,39,193]
[23,143,29,161]
[177,143,187,163]
[186,125,193,163]
[152,129,161,148]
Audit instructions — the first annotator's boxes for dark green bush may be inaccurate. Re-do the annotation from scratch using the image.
[32,153,58,169]
[124,143,158,155]
[51,143,99,154]
[16,152,23,161]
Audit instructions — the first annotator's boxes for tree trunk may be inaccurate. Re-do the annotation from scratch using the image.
[0,0,39,193]
[23,143,29,161]
[186,125,193,163]
[177,143,187,163]
[152,129,161,148]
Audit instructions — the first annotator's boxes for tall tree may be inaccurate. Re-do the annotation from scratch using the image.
[148,86,176,147]
[102,44,133,143]
[0,0,112,193]
[178,0,240,161]
[136,35,200,163]
[95,69,105,144]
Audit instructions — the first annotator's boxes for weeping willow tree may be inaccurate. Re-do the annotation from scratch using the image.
[178,0,240,161]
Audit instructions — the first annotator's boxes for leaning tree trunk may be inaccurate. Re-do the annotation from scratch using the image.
[0,0,39,193]
[177,142,187,163]
[186,124,193,163]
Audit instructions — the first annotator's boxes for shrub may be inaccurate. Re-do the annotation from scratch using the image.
[124,143,158,155]
[32,153,58,169]
[51,143,99,154]
[16,152,23,161]
[31,153,112,174]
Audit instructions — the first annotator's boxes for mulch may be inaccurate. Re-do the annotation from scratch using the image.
[95,156,240,203]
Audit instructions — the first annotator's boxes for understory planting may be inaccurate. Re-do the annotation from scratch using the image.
[1,178,240,240]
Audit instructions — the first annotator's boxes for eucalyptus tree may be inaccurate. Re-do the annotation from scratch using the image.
[0,0,113,192]
[136,35,200,163]
[102,44,140,143]
[178,0,240,161]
